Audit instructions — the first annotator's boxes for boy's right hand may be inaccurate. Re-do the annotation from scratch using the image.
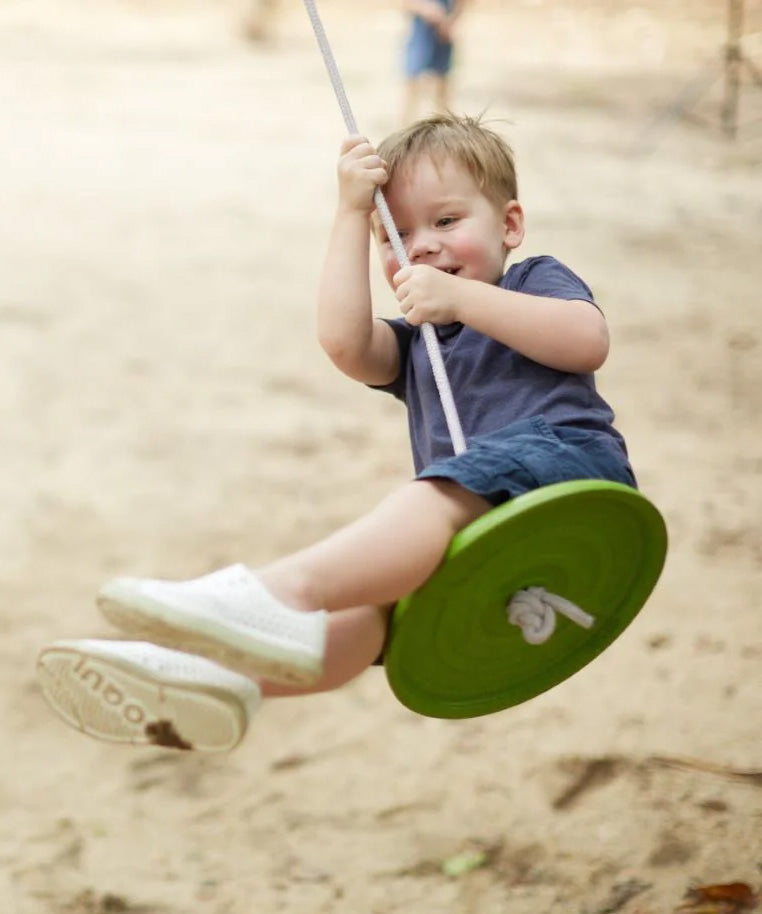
[337,135,388,215]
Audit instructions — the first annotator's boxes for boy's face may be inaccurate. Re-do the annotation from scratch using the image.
[373,154,524,288]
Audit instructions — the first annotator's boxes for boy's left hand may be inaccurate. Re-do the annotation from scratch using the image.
[393,265,461,325]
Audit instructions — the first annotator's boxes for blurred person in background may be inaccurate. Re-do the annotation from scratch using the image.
[401,0,468,123]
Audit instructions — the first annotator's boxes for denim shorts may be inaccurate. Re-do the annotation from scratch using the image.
[416,416,636,506]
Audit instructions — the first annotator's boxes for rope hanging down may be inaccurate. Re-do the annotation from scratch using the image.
[301,0,595,642]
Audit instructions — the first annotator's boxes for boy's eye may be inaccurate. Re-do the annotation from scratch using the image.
[437,216,457,227]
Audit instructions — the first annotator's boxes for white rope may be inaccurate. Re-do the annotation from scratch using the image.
[507,587,595,644]
[301,0,467,455]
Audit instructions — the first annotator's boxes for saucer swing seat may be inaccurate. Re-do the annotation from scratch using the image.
[383,479,667,718]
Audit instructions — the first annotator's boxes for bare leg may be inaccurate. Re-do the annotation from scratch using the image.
[40,484,490,747]
[88,480,491,702]
[260,603,392,697]
[258,479,491,613]
[254,480,488,697]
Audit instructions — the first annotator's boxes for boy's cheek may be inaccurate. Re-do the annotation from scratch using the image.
[380,254,398,286]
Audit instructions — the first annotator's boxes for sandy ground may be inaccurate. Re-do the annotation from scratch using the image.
[1,0,761,911]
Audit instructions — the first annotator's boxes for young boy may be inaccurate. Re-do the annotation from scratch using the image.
[37,114,635,753]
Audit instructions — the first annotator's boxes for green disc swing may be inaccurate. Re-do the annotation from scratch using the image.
[302,0,668,719]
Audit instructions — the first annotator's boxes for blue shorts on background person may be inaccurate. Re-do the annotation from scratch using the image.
[405,1,454,77]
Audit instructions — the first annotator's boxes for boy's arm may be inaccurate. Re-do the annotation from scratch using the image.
[317,137,400,386]
[458,284,610,373]
[317,210,400,385]
[393,266,609,374]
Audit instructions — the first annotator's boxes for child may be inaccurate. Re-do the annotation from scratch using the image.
[37,113,636,753]
[401,0,466,123]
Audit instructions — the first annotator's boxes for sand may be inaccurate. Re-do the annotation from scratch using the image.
[1,0,761,911]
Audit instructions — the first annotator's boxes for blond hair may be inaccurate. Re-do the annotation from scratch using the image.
[377,112,518,205]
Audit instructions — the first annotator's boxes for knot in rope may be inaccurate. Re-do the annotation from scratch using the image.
[507,587,595,645]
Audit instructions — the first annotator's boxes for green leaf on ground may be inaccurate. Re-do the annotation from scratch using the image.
[441,850,488,877]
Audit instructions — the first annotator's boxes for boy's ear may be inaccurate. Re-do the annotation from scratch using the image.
[502,200,525,250]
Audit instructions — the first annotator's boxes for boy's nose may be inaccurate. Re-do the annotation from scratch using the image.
[407,230,440,261]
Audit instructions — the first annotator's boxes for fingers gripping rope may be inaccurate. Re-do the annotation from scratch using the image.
[507,587,595,644]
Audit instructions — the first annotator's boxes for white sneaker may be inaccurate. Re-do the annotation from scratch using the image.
[96,564,326,686]
[37,639,260,753]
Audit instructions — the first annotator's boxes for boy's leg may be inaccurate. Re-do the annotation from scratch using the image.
[259,603,393,698]
[260,479,489,612]
[37,640,261,752]
[36,604,389,752]
[95,480,490,685]
[38,481,489,749]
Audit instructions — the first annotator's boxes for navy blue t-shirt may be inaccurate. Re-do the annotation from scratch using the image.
[376,255,628,472]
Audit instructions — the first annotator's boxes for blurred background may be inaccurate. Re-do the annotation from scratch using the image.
[1,1,760,912]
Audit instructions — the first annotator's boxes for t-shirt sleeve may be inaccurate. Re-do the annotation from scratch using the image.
[367,317,414,400]
[507,255,597,306]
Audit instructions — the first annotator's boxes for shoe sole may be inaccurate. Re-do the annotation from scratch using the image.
[97,582,323,687]
[37,643,250,752]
